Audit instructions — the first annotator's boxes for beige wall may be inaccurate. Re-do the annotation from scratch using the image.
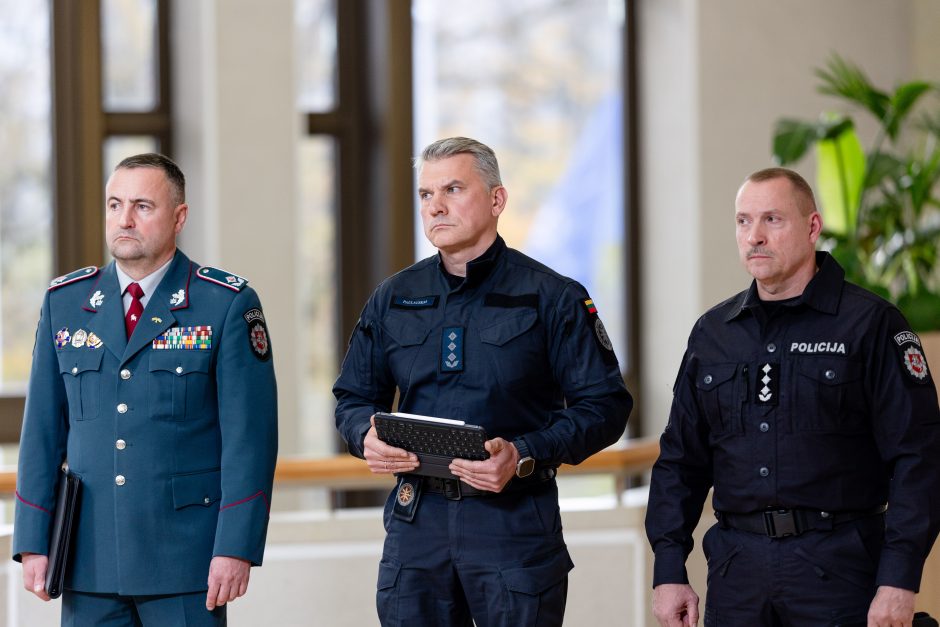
[639,0,940,435]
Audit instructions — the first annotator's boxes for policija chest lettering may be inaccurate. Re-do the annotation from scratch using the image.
[789,341,847,355]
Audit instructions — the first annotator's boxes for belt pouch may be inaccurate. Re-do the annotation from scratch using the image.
[392,476,423,523]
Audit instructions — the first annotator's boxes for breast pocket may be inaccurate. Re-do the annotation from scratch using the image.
[695,363,743,437]
[148,351,213,421]
[479,310,547,391]
[382,315,432,385]
[58,350,104,421]
[793,358,866,432]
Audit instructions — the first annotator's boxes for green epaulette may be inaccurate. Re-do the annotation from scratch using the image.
[48,266,99,291]
[196,266,249,292]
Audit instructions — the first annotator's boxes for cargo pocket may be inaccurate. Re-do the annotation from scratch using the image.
[793,358,865,432]
[149,351,212,421]
[794,535,876,591]
[705,540,742,586]
[382,317,431,385]
[376,559,402,623]
[694,363,742,437]
[58,349,104,421]
[479,310,547,390]
[500,549,573,624]
[171,468,221,509]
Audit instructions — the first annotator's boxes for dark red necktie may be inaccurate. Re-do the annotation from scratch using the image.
[125,282,144,338]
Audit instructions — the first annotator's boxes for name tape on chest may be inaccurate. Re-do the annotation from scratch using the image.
[391,295,439,309]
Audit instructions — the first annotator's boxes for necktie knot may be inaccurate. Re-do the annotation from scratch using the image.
[127,282,144,300]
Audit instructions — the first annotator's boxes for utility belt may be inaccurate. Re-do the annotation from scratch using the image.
[392,468,557,523]
[422,466,557,500]
[716,504,887,539]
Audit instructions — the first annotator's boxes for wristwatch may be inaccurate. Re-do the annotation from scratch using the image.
[513,438,535,478]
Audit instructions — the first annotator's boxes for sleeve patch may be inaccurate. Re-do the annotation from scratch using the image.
[197,266,248,291]
[581,298,617,366]
[48,266,99,290]
[894,331,930,383]
[244,308,272,361]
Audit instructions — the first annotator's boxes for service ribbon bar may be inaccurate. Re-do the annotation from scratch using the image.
[153,326,212,350]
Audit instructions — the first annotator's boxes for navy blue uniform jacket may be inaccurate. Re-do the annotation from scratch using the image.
[646,252,940,592]
[12,250,278,595]
[334,236,631,471]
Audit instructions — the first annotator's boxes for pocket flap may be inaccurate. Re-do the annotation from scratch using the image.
[149,351,212,376]
[500,549,573,595]
[479,310,539,346]
[171,469,221,509]
[376,559,401,591]
[58,349,104,376]
[382,318,431,347]
[797,359,863,386]
[695,363,737,391]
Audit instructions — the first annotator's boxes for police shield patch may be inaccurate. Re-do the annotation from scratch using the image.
[244,308,272,361]
[894,331,930,383]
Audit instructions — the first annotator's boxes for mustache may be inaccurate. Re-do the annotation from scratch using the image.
[747,247,772,258]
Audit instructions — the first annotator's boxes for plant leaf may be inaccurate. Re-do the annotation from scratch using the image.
[815,125,866,236]
[886,81,935,140]
[897,291,940,331]
[772,119,817,165]
[815,54,889,121]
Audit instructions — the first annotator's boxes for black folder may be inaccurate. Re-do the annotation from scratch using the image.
[45,467,81,599]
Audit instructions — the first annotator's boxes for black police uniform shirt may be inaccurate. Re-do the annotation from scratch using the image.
[646,251,940,593]
[334,235,631,471]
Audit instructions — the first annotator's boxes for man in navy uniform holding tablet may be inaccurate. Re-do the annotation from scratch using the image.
[13,153,278,626]
[334,137,632,626]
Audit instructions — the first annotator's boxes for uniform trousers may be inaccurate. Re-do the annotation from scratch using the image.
[703,515,885,627]
[62,590,226,627]
[377,480,572,627]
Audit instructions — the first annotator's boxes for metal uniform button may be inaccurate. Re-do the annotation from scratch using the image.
[767,343,777,353]
[115,475,126,486]
[759,422,770,432]
[175,366,183,374]
[703,375,713,384]
[71,367,78,375]
[120,369,131,380]
[117,403,128,414]
[825,370,836,380]
[203,497,211,505]
[820,511,831,519]
[759,467,770,477]
[116,439,126,450]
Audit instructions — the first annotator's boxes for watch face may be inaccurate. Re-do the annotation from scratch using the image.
[517,457,536,478]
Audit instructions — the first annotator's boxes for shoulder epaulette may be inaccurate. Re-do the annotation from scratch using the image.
[48,266,99,291]
[196,266,249,292]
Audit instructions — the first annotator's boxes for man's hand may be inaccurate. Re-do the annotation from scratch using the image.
[867,585,915,627]
[652,583,699,627]
[21,553,51,602]
[206,556,251,611]
[449,438,518,492]
[363,415,419,475]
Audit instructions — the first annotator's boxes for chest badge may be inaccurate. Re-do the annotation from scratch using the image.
[86,332,103,349]
[756,362,780,405]
[54,328,71,349]
[71,329,88,348]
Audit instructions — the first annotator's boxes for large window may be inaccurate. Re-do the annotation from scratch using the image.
[413,0,628,366]
[0,0,53,397]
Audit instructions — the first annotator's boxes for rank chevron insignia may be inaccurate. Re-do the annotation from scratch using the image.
[48,266,98,291]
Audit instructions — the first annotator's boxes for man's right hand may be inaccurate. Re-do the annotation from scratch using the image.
[21,553,51,601]
[363,415,419,475]
[653,583,699,627]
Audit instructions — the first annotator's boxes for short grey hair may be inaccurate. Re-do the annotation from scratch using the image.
[415,137,503,190]
[744,167,817,216]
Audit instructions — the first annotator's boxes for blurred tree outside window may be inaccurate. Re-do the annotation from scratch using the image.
[412,0,627,367]
[0,0,52,395]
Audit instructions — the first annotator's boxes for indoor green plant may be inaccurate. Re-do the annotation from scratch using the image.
[772,54,940,331]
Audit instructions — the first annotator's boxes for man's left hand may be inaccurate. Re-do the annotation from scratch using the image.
[867,585,915,627]
[449,437,518,492]
[206,556,251,611]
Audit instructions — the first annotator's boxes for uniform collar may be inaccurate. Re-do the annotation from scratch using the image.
[437,235,506,290]
[115,255,174,305]
[726,251,844,322]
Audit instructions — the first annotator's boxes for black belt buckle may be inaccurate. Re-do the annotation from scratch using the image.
[442,478,462,501]
[763,509,801,538]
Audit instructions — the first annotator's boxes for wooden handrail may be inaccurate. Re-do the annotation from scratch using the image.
[0,438,660,495]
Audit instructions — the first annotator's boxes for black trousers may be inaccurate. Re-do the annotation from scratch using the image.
[703,516,885,627]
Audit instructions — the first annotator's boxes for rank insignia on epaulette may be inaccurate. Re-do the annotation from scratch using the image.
[197,266,248,292]
[49,266,98,290]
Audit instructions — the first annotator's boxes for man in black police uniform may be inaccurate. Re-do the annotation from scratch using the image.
[646,167,940,627]
[334,136,632,626]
